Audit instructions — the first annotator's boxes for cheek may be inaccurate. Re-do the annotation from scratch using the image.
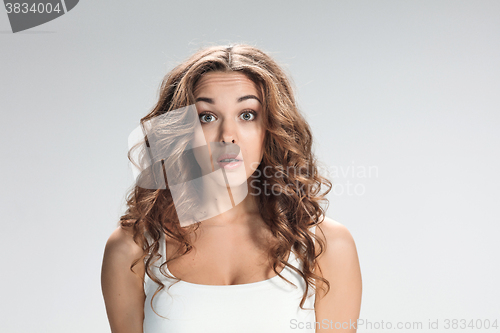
[242,130,265,168]
[192,131,204,148]
[253,127,265,155]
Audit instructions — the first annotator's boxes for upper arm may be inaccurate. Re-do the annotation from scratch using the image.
[314,217,362,332]
[101,226,146,333]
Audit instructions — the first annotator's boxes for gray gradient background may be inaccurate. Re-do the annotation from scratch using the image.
[1,1,499,332]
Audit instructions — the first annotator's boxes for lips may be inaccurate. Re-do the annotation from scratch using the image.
[217,153,242,163]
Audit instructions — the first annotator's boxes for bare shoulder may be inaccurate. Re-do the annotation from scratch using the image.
[104,226,144,264]
[315,216,357,256]
[314,216,361,291]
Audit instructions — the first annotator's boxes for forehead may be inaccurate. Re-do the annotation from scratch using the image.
[194,72,261,98]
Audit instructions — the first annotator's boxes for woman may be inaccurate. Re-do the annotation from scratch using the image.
[101,44,362,333]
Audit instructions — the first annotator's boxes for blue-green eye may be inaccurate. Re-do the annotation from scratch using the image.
[199,112,216,124]
[240,110,257,121]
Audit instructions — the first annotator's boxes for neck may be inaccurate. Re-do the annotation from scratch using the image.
[195,179,261,228]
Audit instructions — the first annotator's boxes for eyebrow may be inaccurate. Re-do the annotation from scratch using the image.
[195,95,262,105]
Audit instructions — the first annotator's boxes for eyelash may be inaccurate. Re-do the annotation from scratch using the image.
[199,110,257,124]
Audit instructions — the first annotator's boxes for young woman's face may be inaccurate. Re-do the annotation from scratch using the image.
[192,71,265,181]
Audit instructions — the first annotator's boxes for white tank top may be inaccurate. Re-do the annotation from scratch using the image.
[143,226,317,333]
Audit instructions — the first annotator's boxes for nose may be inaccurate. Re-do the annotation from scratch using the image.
[219,118,237,144]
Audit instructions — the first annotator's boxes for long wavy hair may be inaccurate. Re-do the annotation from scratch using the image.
[120,44,333,317]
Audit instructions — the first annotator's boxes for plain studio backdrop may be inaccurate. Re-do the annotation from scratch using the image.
[1,1,499,332]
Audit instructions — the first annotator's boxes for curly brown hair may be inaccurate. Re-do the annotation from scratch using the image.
[120,44,333,318]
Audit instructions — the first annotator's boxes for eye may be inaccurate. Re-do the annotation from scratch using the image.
[199,112,217,124]
[240,110,257,121]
